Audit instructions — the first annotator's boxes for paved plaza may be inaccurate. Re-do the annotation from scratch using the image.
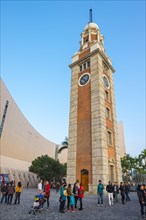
[0,188,145,220]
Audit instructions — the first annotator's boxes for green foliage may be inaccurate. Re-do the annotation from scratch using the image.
[29,155,67,181]
[121,148,146,183]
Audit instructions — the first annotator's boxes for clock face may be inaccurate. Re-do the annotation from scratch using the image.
[78,73,90,86]
[103,75,110,89]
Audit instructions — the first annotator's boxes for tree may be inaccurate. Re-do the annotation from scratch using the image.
[139,149,146,170]
[58,137,68,153]
[133,156,144,183]
[121,154,135,181]
[29,155,67,181]
[121,149,146,183]
[121,155,130,181]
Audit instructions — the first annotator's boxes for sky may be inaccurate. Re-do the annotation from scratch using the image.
[1,0,145,157]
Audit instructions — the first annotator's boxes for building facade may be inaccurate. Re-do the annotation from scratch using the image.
[0,79,65,186]
[118,121,126,158]
[67,19,122,193]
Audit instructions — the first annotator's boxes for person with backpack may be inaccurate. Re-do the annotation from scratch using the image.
[1,183,8,204]
[97,180,104,206]
[7,181,15,204]
[59,183,67,213]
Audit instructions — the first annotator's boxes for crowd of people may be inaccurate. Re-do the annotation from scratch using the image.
[58,181,84,213]
[35,179,84,213]
[0,179,146,218]
[35,179,146,217]
[0,181,23,205]
[97,180,146,218]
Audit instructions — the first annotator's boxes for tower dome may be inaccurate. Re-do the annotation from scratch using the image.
[84,22,99,31]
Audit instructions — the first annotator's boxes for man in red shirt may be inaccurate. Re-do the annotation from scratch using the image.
[44,181,51,209]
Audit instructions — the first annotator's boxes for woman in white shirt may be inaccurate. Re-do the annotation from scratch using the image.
[38,179,43,193]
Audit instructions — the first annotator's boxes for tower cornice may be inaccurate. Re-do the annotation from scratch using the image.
[69,48,115,72]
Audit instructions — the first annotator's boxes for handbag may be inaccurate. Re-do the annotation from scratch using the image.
[63,189,68,196]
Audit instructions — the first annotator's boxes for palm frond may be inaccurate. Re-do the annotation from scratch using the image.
[58,146,68,154]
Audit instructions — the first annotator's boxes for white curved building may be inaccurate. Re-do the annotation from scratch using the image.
[0,78,66,186]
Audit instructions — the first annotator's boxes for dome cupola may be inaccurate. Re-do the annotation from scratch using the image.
[80,9,104,52]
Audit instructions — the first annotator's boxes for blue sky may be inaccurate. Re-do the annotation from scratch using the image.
[1,0,145,157]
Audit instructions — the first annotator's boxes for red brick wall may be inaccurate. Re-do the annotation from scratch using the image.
[76,72,92,184]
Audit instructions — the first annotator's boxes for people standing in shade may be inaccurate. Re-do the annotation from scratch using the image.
[1,183,8,204]
[38,179,43,194]
[137,184,146,218]
[119,182,125,204]
[7,181,15,205]
[97,180,104,206]
[106,181,114,206]
[73,182,79,208]
[44,180,51,209]
[125,182,131,201]
[59,183,67,213]
[113,182,119,203]
[14,181,23,204]
[78,183,84,211]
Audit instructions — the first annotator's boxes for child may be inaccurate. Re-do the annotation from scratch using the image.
[28,195,44,215]
[70,193,75,212]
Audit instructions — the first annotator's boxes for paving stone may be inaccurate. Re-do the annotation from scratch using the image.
[0,188,145,220]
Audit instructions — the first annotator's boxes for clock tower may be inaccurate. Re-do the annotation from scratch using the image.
[67,10,122,193]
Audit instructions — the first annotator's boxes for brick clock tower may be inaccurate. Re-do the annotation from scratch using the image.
[67,10,122,193]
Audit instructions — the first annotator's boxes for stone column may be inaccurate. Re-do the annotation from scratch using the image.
[109,71,122,183]
[67,65,78,184]
[91,53,108,194]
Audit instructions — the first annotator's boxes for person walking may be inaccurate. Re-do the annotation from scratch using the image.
[7,181,15,205]
[73,182,79,208]
[44,180,51,209]
[106,181,114,206]
[14,181,23,204]
[119,182,125,204]
[78,183,84,211]
[97,180,104,206]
